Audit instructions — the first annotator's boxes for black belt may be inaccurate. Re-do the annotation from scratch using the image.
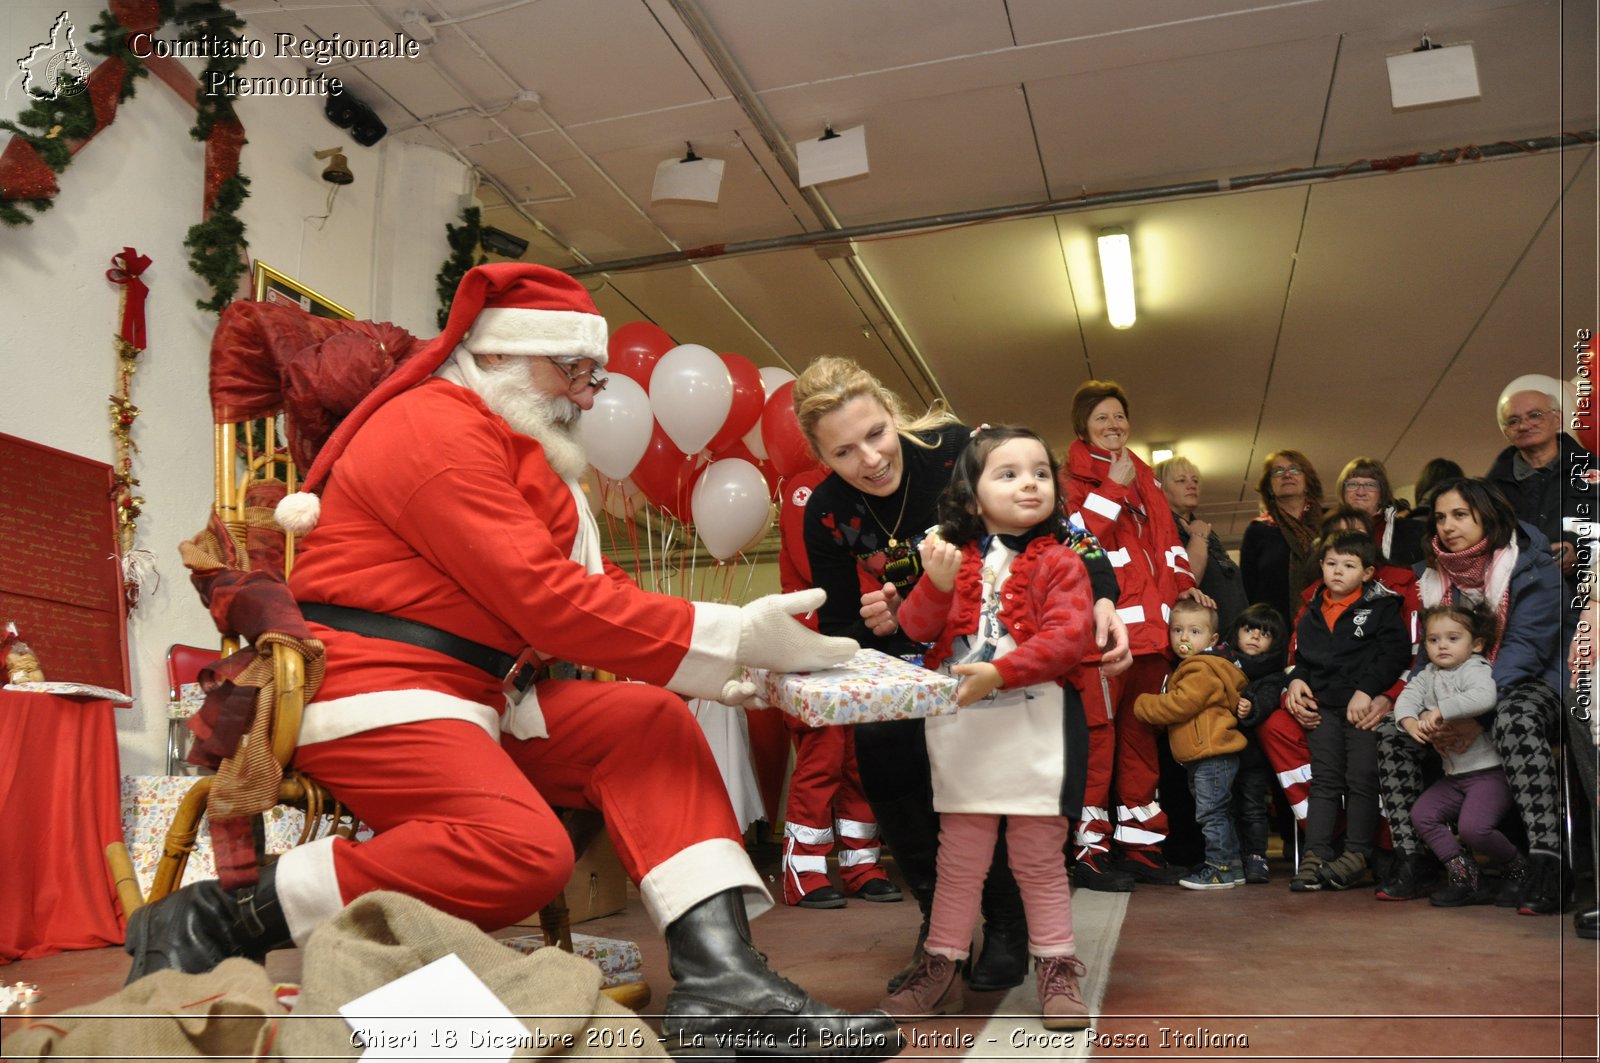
[298,602,542,694]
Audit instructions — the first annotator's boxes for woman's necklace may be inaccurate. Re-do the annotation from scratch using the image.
[862,469,911,548]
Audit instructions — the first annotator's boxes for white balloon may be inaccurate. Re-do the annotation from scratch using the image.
[651,344,732,455]
[743,367,797,458]
[577,374,653,479]
[692,458,774,561]
[584,468,642,522]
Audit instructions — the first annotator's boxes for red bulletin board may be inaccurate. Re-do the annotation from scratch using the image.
[0,434,131,693]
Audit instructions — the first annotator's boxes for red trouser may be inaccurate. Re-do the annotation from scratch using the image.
[1256,710,1312,823]
[780,718,888,903]
[292,680,744,932]
[1070,654,1170,858]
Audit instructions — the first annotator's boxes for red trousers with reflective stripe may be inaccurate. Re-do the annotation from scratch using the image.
[291,680,743,931]
[781,717,886,902]
[1071,654,1170,856]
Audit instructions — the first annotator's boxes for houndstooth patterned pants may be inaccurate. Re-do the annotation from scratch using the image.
[1377,679,1563,856]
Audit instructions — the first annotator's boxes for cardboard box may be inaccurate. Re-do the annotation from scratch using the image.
[744,648,959,727]
[563,832,628,924]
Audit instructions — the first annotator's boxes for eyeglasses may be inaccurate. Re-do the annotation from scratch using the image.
[1269,465,1303,479]
[553,359,608,393]
[1343,478,1380,493]
[1501,408,1554,431]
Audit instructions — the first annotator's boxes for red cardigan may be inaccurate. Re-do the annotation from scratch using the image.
[1062,441,1195,657]
[898,535,1094,690]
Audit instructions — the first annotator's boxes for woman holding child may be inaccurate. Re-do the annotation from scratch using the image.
[790,357,1129,993]
[1374,477,1565,915]
[1061,381,1212,890]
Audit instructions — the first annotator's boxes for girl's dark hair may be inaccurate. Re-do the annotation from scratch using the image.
[1321,506,1375,539]
[1414,457,1465,510]
[936,425,1068,546]
[1420,601,1498,655]
[1422,476,1518,564]
[1228,602,1287,649]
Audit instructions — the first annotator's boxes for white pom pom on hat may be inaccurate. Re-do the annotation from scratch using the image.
[272,263,607,536]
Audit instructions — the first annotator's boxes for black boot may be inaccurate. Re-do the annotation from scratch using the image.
[967,826,1027,992]
[124,865,291,984]
[866,793,940,993]
[663,889,901,1059]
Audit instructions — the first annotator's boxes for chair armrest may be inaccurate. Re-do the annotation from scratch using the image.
[269,641,307,768]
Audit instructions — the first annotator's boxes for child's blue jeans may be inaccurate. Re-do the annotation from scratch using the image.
[1188,753,1242,867]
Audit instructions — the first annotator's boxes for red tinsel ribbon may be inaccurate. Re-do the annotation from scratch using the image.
[106,247,152,349]
[86,57,126,133]
[109,0,162,34]
[0,137,58,201]
[204,118,245,216]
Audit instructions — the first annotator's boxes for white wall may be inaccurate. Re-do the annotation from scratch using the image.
[1,3,467,773]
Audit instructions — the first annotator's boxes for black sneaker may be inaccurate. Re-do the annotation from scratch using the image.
[1114,851,1189,885]
[1071,851,1135,892]
[1494,854,1532,908]
[1374,851,1435,901]
[796,885,847,909]
[1243,854,1270,885]
[852,878,903,903]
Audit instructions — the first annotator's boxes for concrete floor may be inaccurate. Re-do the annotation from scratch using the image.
[3,848,1596,1061]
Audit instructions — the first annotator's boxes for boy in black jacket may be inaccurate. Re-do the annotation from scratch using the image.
[1283,532,1411,892]
[1227,604,1290,884]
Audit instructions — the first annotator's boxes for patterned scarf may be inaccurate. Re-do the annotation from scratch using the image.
[1274,499,1322,604]
[1422,534,1516,660]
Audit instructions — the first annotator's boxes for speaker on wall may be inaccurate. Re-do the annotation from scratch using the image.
[324,88,387,147]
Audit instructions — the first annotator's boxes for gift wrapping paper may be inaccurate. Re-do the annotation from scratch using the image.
[120,775,310,895]
[500,931,644,986]
[743,648,959,727]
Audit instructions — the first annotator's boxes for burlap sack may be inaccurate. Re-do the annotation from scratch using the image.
[6,893,663,1062]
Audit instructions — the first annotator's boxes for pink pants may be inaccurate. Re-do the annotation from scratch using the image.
[927,812,1076,959]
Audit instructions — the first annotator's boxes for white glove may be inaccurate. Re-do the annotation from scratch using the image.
[737,589,859,673]
[718,677,768,709]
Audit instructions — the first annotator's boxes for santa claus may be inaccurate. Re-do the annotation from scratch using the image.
[124,263,900,1057]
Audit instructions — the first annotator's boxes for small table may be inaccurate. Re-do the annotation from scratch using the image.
[0,689,126,961]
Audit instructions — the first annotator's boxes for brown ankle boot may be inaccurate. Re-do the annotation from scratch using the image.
[879,951,964,1020]
[1036,954,1091,1030]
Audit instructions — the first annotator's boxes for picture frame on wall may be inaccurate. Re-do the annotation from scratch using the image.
[251,261,354,320]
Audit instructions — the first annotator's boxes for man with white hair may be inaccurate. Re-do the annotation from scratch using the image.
[125,264,901,1058]
[1489,374,1591,580]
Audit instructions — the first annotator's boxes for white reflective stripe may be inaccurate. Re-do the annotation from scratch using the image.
[1276,765,1312,787]
[1113,824,1166,847]
[784,854,829,873]
[1159,601,1171,622]
[1074,806,1112,851]
[1105,547,1131,568]
[1116,605,1145,626]
[1082,492,1122,521]
[1165,544,1189,572]
[1068,509,1087,528]
[1289,798,1308,821]
[1117,801,1162,823]
[837,848,880,867]
[836,818,878,840]
[784,821,834,846]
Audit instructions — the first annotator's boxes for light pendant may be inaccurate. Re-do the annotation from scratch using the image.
[1097,228,1136,330]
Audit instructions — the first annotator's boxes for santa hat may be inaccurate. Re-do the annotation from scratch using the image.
[275,263,607,536]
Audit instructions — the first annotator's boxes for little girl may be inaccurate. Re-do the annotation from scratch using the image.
[881,425,1097,1030]
[1393,603,1525,907]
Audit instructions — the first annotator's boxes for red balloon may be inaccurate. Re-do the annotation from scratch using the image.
[707,353,766,455]
[760,381,815,479]
[607,321,674,390]
[632,422,703,522]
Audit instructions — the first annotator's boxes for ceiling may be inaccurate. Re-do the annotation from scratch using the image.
[234,0,1597,542]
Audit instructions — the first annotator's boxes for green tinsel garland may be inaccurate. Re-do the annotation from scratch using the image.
[436,205,486,327]
[177,1,250,311]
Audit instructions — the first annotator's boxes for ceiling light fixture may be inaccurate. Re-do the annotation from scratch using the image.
[796,124,869,187]
[399,10,436,51]
[1386,36,1480,110]
[1097,227,1136,330]
[651,142,724,204]
[1150,444,1175,465]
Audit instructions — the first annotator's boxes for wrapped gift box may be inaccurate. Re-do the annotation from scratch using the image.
[500,931,644,986]
[744,648,959,727]
[167,681,206,720]
[120,775,310,896]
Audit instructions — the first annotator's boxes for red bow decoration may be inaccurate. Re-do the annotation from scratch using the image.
[106,247,152,349]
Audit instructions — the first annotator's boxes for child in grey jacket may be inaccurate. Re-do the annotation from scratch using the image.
[1395,602,1524,907]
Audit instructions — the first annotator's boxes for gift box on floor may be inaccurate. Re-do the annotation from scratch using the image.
[500,931,644,986]
[119,775,309,896]
[744,648,959,727]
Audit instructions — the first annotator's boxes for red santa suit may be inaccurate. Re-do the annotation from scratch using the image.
[1062,441,1196,864]
[261,265,813,944]
[775,466,892,903]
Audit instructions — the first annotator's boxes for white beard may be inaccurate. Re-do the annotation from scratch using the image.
[470,358,591,481]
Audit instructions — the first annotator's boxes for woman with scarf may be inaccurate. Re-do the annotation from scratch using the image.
[1333,456,1426,567]
[1374,477,1565,915]
[1061,381,1212,890]
[1240,449,1326,628]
